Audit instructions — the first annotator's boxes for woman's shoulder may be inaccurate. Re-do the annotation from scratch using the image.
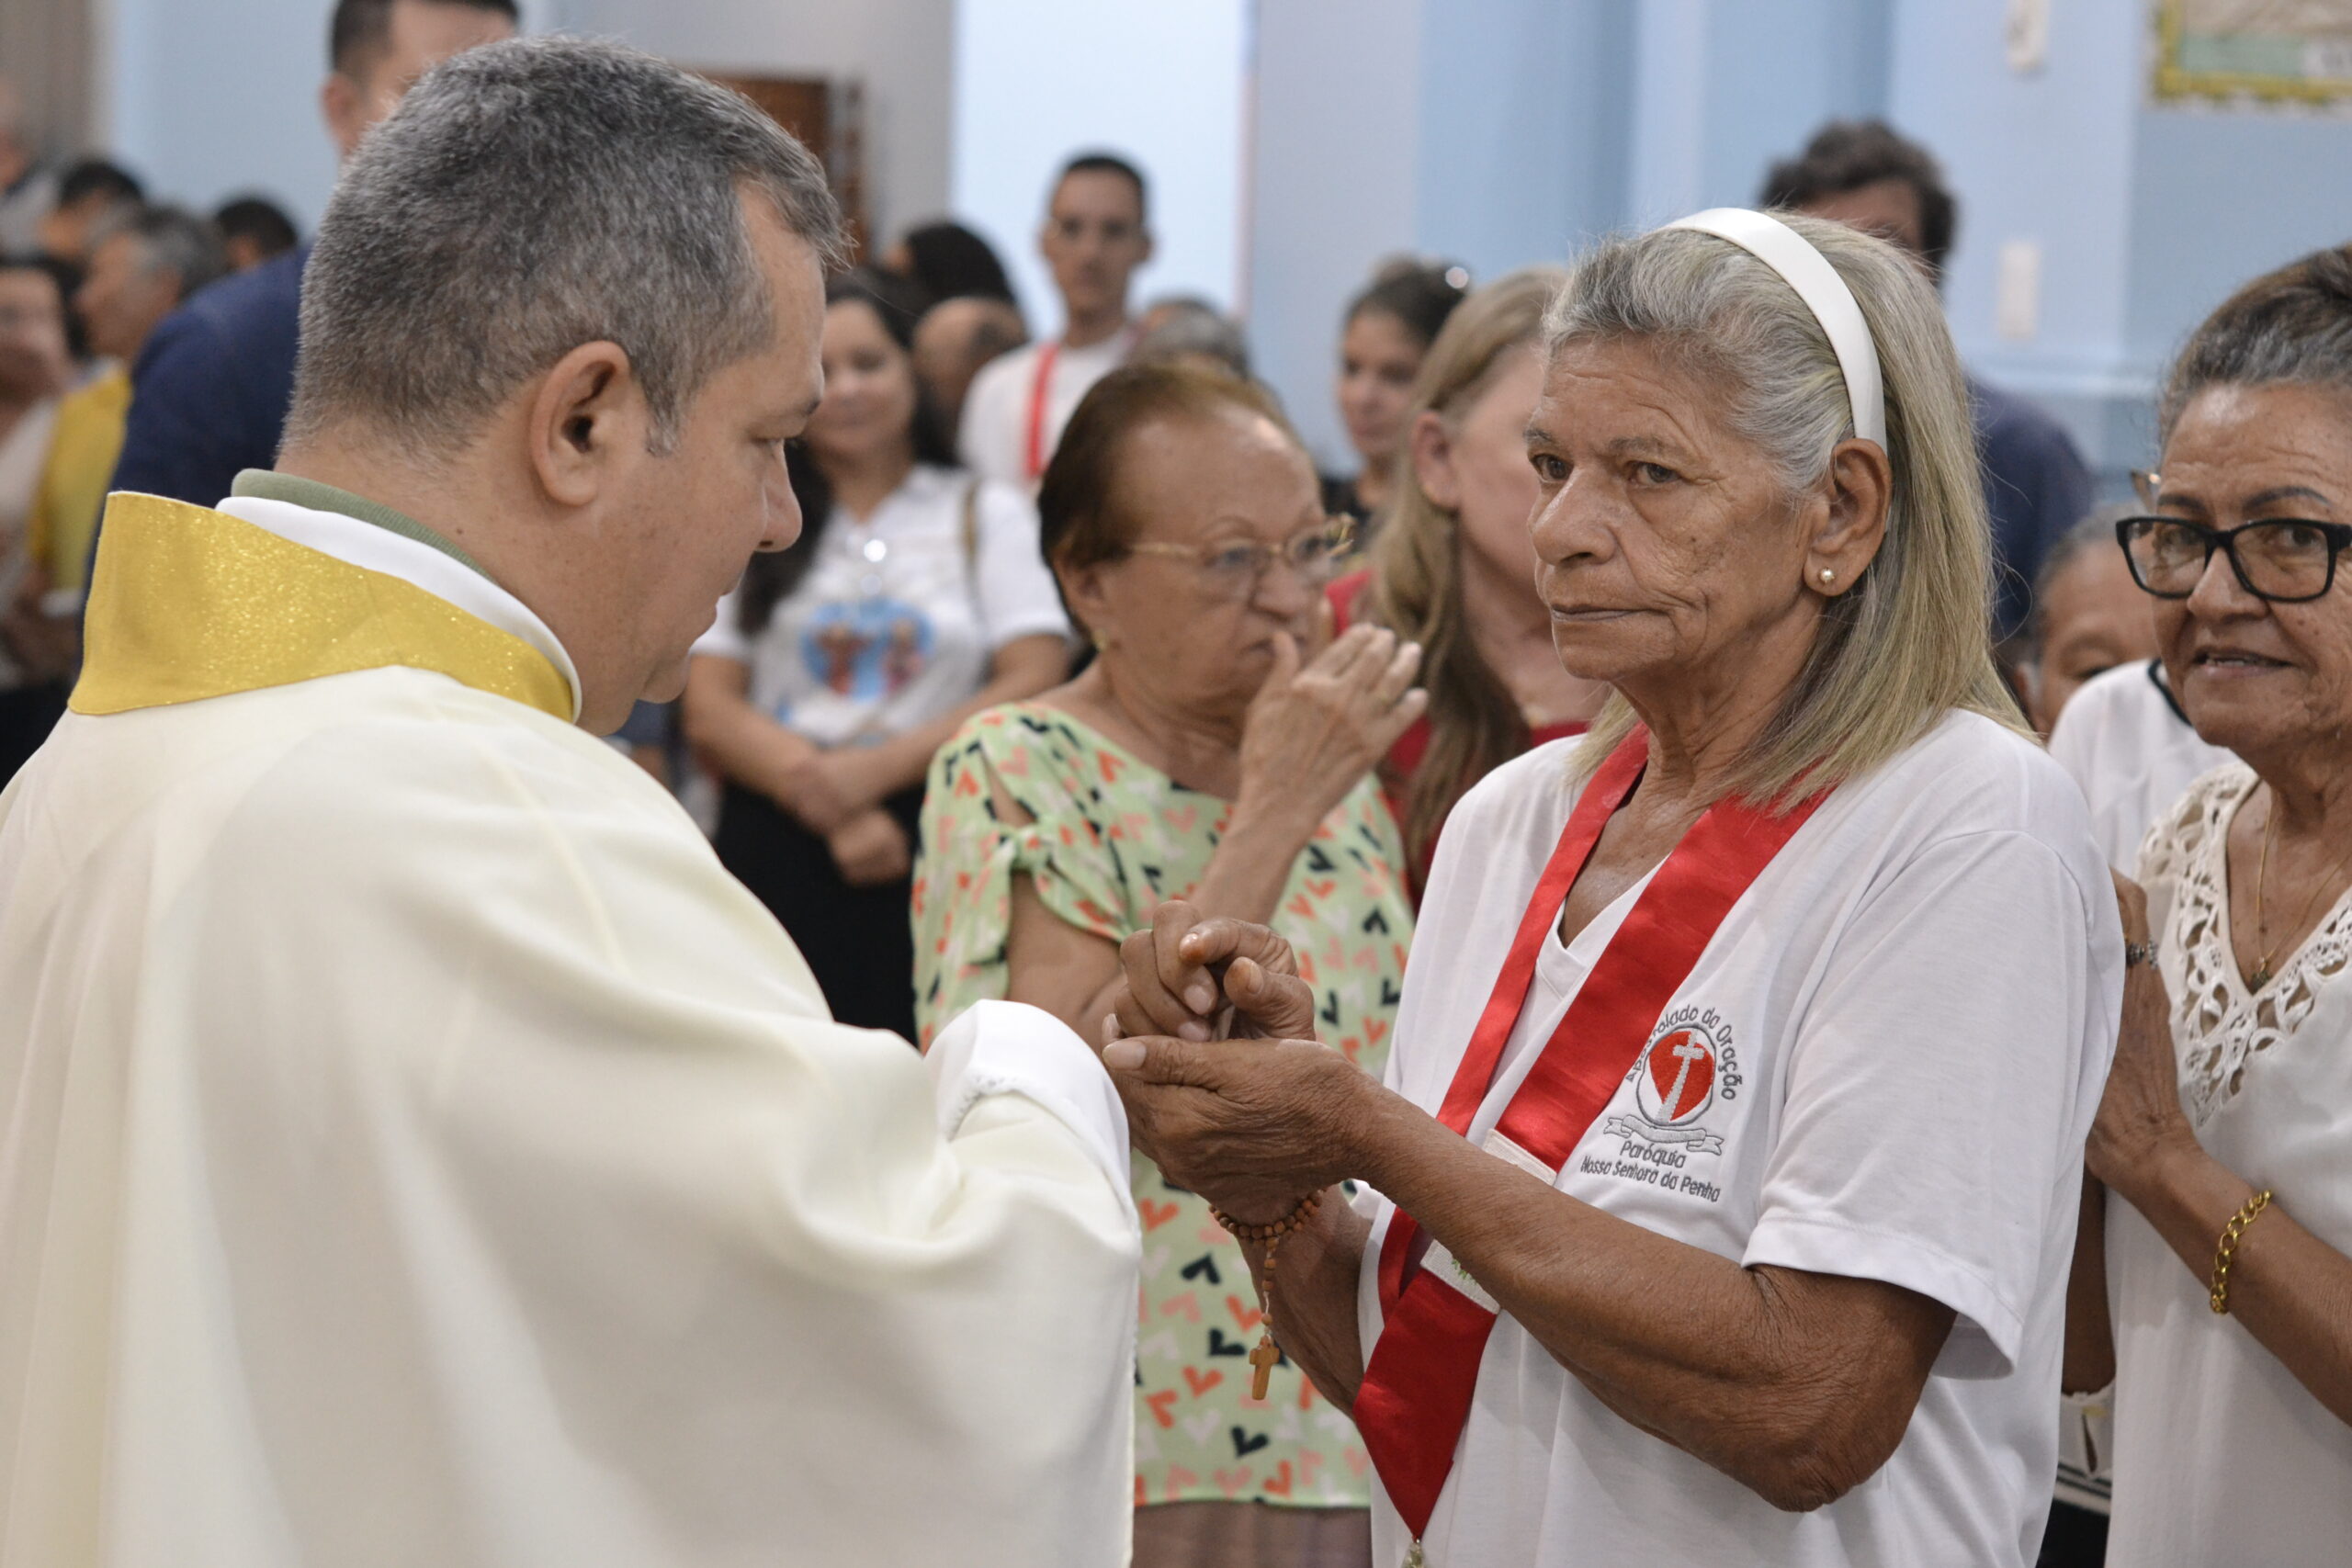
[2134,758,2256,884]
[938,699,1155,791]
[1759,711,2104,897]
[1442,732,1588,841]
[1865,708,2088,827]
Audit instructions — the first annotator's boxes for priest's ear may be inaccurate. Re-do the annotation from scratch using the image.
[527,341,654,509]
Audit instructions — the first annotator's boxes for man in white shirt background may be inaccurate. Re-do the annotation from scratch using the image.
[958,151,1151,491]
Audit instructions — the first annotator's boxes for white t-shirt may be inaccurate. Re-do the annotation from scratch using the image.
[1358,713,2122,1568]
[956,332,1131,492]
[693,465,1067,750]
[2047,659,2233,873]
[0,395,60,692]
[2103,763,2352,1567]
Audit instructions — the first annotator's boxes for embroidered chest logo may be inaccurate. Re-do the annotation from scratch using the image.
[1586,1006,1742,1201]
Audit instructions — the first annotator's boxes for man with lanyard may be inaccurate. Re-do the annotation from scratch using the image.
[956,152,1151,493]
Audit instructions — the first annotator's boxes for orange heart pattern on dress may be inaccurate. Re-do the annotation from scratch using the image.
[911,704,1413,1513]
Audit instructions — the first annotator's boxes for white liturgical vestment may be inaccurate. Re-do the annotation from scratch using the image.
[0,485,1141,1567]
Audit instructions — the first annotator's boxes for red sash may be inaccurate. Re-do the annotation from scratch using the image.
[1352,730,1828,1542]
[1023,341,1061,481]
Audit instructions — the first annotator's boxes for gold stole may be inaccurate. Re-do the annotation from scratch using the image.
[72,493,572,723]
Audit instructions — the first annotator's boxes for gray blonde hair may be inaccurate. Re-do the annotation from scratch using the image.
[1544,213,2025,805]
[287,37,845,457]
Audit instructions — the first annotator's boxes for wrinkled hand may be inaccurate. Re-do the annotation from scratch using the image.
[1235,621,1426,835]
[1103,900,1318,1045]
[828,807,912,887]
[2087,872,2198,1190]
[1102,1031,1381,1221]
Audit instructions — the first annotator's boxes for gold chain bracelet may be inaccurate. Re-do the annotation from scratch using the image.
[2209,1189,2275,1315]
[1211,1192,1324,1399]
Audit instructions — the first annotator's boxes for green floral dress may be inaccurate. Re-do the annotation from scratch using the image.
[913,701,1413,1513]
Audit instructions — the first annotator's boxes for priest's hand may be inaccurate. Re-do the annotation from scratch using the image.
[1103,900,1318,1044]
[1103,1032,1385,1221]
[828,808,912,887]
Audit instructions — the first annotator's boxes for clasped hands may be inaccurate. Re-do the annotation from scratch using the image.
[771,745,910,887]
[1099,900,1391,1224]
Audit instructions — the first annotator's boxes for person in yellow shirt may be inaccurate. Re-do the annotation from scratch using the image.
[8,206,222,671]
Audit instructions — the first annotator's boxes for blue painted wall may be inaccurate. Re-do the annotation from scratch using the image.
[1248,0,2352,487]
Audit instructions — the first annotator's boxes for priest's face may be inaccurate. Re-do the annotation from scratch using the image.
[599,203,825,728]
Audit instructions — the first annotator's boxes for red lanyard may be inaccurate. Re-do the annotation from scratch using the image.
[1353,729,1828,1541]
[1022,341,1060,483]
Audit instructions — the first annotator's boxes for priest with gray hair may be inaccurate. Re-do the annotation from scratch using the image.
[0,38,1138,1568]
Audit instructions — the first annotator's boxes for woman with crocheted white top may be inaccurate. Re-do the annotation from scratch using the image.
[2068,243,2352,1568]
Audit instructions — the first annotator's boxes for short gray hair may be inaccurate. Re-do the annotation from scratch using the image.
[1132,296,1251,379]
[1544,213,2026,805]
[100,204,229,302]
[2160,242,2352,445]
[287,37,846,457]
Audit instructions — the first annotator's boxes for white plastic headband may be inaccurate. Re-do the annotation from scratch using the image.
[1661,208,1886,448]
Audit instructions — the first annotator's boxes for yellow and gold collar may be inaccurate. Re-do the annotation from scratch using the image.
[71,492,573,723]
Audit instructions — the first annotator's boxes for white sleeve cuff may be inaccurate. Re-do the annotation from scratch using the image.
[926,999,1133,1223]
[1741,1214,2023,1379]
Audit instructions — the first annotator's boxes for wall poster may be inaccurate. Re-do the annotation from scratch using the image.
[2155,0,2352,103]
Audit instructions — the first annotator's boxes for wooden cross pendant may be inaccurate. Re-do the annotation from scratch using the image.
[1248,1332,1281,1400]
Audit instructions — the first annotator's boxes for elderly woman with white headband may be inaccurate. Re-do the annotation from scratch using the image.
[1092,210,2121,1568]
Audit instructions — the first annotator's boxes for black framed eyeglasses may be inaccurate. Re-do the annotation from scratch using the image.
[2116,515,2352,604]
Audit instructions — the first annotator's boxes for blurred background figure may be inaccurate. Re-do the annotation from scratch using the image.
[1326,258,1468,525]
[911,293,1027,441]
[0,80,57,256]
[34,159,142,267]
[10,206,227,683]
[882,216,1018,305]
[1128,293,1250,379]
[210,194,301,272]
[684,271,1069,1040]
[2013,505,2163,737]
[107,0,516,511]
[914,361,1417,1567]
[959,151,1151,491]
[1328,267,1610,894]
[0,254,74,784]
[2048,488,2235,874]
[1763,119,2091,643]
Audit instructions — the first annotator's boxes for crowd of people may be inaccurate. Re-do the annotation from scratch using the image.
[1,5,2348,1567]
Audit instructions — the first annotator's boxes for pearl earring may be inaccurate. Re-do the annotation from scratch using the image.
[1818,569,1835,585]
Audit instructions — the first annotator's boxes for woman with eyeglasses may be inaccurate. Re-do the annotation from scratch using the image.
[912,362,1422,1568]
[2066,243,2352,1568]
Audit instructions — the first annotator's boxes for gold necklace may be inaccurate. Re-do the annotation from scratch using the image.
[2250,791,2352,991]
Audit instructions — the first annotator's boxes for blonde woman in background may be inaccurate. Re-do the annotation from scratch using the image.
[1329,268,1611,893]
[1103,212,2118,1568]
